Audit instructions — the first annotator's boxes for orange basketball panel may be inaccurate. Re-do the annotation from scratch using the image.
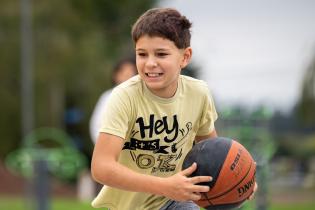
[210,161,256,205]
[208,140,253,198]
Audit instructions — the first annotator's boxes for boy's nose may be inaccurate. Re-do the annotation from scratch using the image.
[146,57,158,68]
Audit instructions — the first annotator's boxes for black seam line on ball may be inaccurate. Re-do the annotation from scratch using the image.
[206,159,254,200]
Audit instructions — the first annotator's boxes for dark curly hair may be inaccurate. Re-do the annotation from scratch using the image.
[131,8,192,49]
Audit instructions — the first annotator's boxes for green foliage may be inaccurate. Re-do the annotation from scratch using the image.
[0,0,157,159]
[217,106,276,164]
[296,52,315,126]
[277,134,315,159]
[5,127,87,181]
[0,1,23,159]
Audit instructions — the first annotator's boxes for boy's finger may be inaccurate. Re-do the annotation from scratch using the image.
[180,162,197,176]
[190,176,212,184]
[191,185,210,193]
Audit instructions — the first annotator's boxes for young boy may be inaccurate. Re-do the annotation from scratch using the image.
[91,8,245,210]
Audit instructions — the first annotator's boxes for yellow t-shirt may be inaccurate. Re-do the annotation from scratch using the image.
[92,75,218,210]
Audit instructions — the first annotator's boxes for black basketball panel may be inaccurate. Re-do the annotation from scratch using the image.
[182,137,232,188]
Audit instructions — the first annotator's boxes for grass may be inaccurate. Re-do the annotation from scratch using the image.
[1,195,315,210]
[0,197,94,210]
[270,203,315,210]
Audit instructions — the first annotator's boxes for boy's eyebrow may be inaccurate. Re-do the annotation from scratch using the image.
[135,48,170,51]
[156,48,170,51]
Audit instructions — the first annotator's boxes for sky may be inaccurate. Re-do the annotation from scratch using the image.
[160,0,315,111]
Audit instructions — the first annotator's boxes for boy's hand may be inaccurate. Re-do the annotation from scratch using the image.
[248,162,258,201]
[248,182,258,200]
[162,162,212,201]
[237,182,258,209]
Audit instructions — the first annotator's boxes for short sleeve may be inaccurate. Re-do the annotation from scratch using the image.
[99,87,133,140]
[196,89,218,136]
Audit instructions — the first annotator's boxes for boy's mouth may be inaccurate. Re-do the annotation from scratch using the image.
[145,73,163,77]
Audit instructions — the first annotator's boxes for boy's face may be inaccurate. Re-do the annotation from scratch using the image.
[135,35,192,98]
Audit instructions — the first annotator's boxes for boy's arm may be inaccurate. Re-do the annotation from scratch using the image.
[195,129,217,143]
[91,132,212,201]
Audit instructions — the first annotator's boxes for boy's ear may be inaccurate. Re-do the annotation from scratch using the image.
[181,47,192,69]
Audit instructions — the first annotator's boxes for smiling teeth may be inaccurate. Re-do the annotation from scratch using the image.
[147,73,160,77]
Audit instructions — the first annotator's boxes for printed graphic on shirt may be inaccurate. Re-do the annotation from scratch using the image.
[122,114,192,173]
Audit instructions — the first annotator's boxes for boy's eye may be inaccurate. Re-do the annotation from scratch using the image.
[137,52,147,57]
[156,52,168,57]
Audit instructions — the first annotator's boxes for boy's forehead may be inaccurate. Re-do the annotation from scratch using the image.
[135,35,177,49]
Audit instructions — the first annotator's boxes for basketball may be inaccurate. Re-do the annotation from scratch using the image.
[182,137,256,210]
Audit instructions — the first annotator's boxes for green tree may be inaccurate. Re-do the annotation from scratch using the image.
[296,52,315,127]
[0,0,157,159]
[0,1,23,159]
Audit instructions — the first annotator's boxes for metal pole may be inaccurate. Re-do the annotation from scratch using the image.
[20,1,35,210]
[20,0,34,137]
[34,159,50,210]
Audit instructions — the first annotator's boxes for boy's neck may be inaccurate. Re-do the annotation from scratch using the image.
[143,77,180,99]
